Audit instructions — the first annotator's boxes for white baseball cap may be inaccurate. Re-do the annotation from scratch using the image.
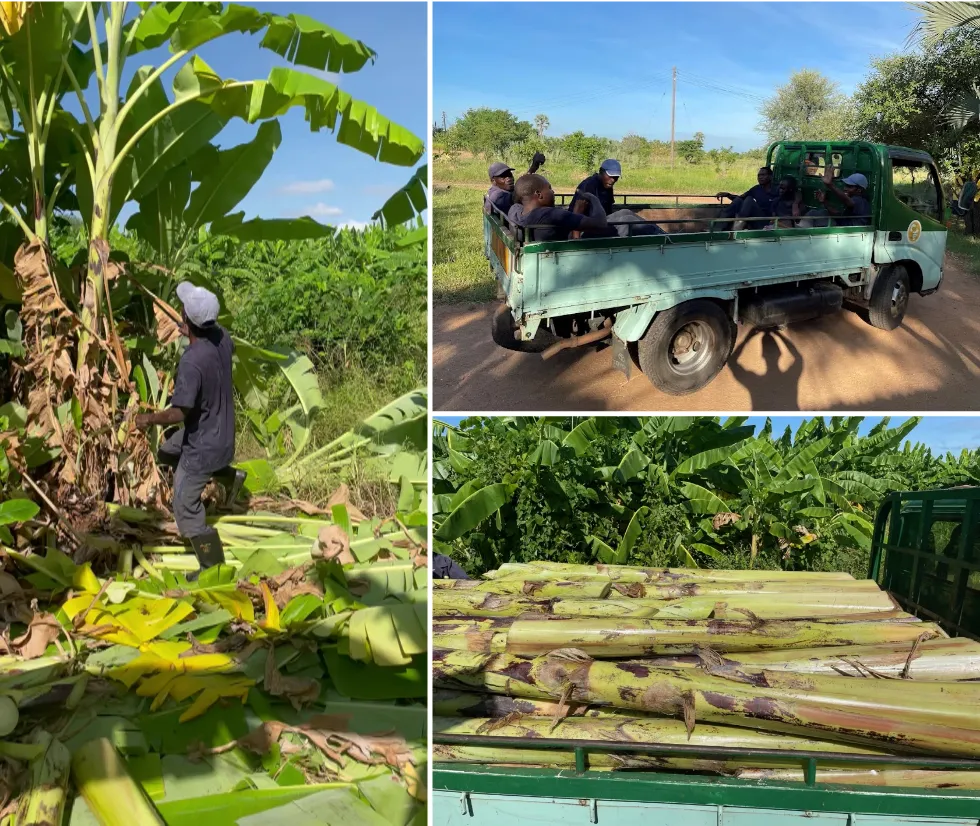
[176,282,219,327]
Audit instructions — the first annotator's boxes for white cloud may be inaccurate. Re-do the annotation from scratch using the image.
[338,220,372,231]
[279,179,335,195]
[307,203,343,217]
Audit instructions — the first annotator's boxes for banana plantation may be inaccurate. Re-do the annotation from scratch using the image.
[433,416,980,577]
[0,3,427,824]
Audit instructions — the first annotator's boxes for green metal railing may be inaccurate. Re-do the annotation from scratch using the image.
[869,487,980,640]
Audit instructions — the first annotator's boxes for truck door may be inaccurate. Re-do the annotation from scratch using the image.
[874,155,947,292]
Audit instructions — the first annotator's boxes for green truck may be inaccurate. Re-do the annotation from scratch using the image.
[433,487,980,824]
[486,141,947,394]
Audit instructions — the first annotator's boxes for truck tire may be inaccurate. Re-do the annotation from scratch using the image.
[638,300,734,395]
[491,303,555,353]
[867,265,910,331]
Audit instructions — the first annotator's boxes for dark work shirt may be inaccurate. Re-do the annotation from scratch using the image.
[508,204,588,242]
[836,193,871,227]
[568,173,615,216]
[485,185,512,215]
[772,197,797,221]
[433,553,469,579]
[170,325,235,473]
[742,183,779,214]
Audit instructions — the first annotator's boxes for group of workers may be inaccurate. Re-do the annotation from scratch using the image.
[484,157,871,242]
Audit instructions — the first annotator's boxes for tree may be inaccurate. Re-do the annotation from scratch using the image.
[534,113,549,137]
[677,131,706,165]
[446,108,532,158]
[561,131,607,171]
[758,69,853,143]
[0,3,424,507]
[619,133,650,167]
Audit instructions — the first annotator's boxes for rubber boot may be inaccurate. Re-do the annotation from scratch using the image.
[186,529,225,582]
[732,219,747,231]
[214,467,247,508]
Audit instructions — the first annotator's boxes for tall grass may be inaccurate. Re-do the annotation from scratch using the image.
[434,154,765,195]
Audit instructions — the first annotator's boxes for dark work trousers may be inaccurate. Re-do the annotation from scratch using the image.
[160,429,212,539]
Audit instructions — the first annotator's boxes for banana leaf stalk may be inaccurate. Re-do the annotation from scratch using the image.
[71,738,165,825]
[15,731,71,826]
[699,636,980,681]
[489,563,855,583]
[503,617,942,657]
[735,768,980,789]
[435,580,613,598]
[434,715,888,772]
[469,650,980,757]
[432,690,591,718]
[433,592,550,617]
[484,573,882,595]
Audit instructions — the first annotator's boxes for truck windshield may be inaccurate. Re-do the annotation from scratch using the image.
[892,159,941,221]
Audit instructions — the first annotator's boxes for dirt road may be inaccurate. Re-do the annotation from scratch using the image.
[433,256,980,412]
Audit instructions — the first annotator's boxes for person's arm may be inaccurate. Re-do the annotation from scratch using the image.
[135,408,186,429]
[813,189,840,216]
[822,168,854,209]
[716,191,736,201]
[792,190,803,219]
[527,152,546,174]
[574,192,609,232]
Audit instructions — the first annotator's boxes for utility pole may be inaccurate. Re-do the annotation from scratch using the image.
[442,111,447,132]
[670,66,676,168]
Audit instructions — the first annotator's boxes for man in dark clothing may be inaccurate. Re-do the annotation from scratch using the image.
[568,158,621,217]
[717,167,779,230]
[507,173,609,242]
[484,153,546,215]
[135,282,243,580]
[433,553,469,580]
[766,176,803,228]
[800,171,872,228]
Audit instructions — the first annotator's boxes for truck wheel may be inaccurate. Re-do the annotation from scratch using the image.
[638,300,734,395]
[867,265,910,331]
[491,304,555,353]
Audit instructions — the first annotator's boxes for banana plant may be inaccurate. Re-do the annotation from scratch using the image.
[911,1,980,128]
[0,2,424,503]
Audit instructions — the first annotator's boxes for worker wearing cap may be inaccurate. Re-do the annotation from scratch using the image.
[485,153,546,215]
[135,282,238,579]
[816,170,872,226]
[568,159,621,217]
[433,553,469,580]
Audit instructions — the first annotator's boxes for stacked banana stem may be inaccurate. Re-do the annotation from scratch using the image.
[433,561,980,789]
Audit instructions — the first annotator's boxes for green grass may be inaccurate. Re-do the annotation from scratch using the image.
[946,225,980,279]
[433,155,761,304]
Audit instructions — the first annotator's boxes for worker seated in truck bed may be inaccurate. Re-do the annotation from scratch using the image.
[484,153,547,216]
[799,171,872,228]
[716,166,779,230]
[507,173,610,241]
[765,176,804,229]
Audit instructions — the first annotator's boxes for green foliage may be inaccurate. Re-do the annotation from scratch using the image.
[677,132,706,165]
[445,108,534,158]
[758,69,854,144]
[561,131,608,171]
[852,29,980,172]
[434,416,980,577]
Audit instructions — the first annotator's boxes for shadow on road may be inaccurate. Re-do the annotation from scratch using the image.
[728,328,804,411]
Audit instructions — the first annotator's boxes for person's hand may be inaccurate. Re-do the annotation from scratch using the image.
[822,167,834,186]
[134,413,153,430]
[794,189,804,204]
[716,192,732,200]
[532,152,546,167]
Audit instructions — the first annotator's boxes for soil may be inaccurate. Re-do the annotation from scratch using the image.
[433,256,980,412]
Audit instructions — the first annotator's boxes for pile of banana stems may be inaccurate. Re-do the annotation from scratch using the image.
[433,561,980,790]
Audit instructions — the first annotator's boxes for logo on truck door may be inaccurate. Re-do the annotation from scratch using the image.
[907,220,922,243]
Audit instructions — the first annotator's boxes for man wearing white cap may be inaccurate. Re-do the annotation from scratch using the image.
[801,169,872,228]
[135,282,239,579]
[568,159,622,217]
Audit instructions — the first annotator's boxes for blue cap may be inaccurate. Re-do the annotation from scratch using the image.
[842,173,869,190]
[488,162,514,178]
[600,158,622,177]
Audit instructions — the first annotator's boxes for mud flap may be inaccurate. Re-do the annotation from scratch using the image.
[611,334,632,380]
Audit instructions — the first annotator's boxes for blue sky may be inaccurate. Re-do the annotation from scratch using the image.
[434,417,980,455]
[434,2,918,152]
[70,3,427,229]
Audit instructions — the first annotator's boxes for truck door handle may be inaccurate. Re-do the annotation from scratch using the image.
[888,231,902,241]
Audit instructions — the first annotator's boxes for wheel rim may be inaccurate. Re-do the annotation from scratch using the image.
[890,281,909,319]
[669,320,715,375]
